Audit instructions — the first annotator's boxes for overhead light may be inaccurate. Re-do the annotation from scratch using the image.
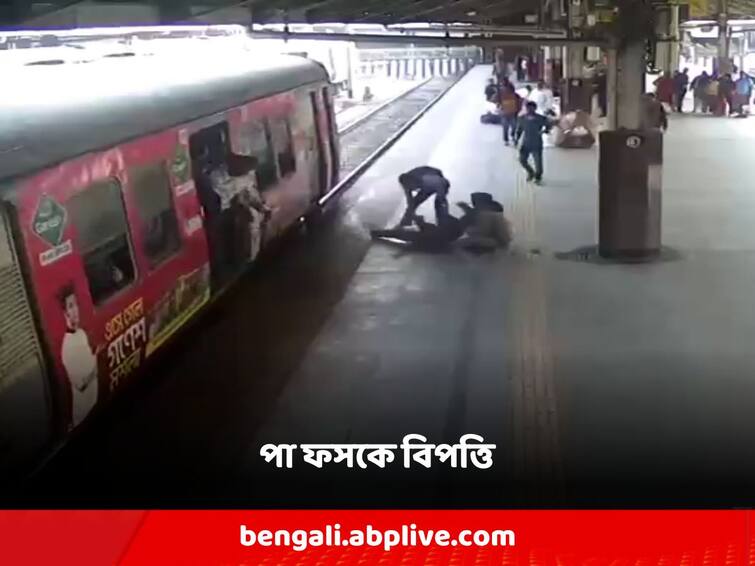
[467,10,477,16]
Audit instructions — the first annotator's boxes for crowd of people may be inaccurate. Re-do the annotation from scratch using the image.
[653,68,754,117]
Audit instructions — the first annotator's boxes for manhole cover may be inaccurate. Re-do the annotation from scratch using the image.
[554,245,683,264]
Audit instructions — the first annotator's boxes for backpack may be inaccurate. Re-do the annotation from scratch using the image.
[480,113,502,125]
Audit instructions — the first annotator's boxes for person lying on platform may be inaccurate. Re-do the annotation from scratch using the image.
[371,208,472,253]
[397,166,451,227]
[456,192,513,253]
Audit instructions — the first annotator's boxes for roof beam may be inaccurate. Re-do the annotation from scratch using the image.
[249,28,605,45]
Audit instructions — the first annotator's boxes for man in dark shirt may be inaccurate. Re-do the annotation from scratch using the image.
[516,101,551,184]
[673,68,690,113]
[396,166,451,227]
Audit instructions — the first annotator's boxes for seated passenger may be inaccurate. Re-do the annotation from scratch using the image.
[457,192,512,253]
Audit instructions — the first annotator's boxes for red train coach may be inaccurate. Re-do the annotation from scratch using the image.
[0,51,339,479]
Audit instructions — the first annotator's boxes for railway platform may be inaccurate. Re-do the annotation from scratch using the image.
[22,65,755,508]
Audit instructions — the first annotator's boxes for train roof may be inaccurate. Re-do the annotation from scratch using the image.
[0,50,329,184]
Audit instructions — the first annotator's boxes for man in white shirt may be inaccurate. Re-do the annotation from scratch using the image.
[528,81,555,116]
[58,285,98,428]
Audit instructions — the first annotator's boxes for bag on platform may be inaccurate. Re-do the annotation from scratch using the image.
[480,113,502,125]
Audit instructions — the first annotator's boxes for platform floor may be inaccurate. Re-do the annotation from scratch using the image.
[23,66,755,507]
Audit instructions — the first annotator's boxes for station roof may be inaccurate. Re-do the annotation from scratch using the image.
[2,0,538,28]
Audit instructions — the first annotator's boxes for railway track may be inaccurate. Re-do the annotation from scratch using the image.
[319,73,466,207]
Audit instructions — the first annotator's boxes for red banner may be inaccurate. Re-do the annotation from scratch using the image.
[0,511,752,565]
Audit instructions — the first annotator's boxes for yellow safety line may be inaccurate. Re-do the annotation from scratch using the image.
[506,161,564,501]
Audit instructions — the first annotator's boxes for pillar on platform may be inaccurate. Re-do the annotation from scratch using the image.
[599,39,663,259]
[717,0,732,75]
[669,4,681,73]
[565,45,585,78]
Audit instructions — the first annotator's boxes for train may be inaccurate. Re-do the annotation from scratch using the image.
[0,49,339,480]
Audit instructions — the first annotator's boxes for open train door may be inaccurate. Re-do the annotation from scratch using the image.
[309,92,329,198]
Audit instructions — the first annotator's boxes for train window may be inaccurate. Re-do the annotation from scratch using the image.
[270,118,296,177]
[68,178,136,305]
[239,120,278,191]
[130,163,182,269]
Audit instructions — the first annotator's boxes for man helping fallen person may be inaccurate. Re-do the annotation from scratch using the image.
[396,166,451,227]
[371,190,512,253]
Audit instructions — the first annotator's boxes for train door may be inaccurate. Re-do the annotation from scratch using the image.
[308,91,329,198]
[321,86,340,187]
[189,122,259,292]
[0,204,53,477]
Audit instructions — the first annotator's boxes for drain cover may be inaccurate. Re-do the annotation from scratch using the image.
[554,245,683,264]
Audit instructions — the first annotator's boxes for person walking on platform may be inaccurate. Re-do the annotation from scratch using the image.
[515,101,551,185]
[396,166,451,227]
[673,68,690,113]
[691,70,710,112]
[500,84,522,146]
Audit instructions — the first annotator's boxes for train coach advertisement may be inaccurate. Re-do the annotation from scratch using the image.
[14,132,211,432]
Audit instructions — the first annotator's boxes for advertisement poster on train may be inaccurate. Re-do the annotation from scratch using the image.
[56,282,98,428]
[145,264,210,356]
[102,265,210,392]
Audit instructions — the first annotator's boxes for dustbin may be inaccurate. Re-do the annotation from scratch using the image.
[599,129,663,259]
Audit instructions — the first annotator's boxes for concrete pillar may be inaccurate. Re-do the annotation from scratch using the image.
[718,0,731,75]
[607,41,645,130]
[670,5,681,72]
[566,45,585,78]
[600,39,662,259]
[655,8,672,74]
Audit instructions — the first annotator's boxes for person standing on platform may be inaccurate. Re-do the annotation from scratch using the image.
[691,70,710,112]
[516,101,551,185]
[396,166,451,227]
[735,72,754,116]
[529,80,555,116]
[500,84,522,146]
[719,73,736,115]
[654,72,674,111]
[707,74,722,115]
[673,68,690,113]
